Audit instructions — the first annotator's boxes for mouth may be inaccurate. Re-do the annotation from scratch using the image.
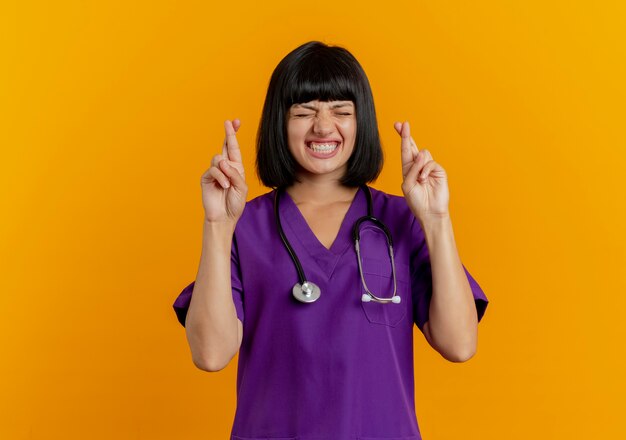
[306,141,341,156]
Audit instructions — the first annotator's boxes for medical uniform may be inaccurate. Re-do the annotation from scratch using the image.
[173,186,489,440]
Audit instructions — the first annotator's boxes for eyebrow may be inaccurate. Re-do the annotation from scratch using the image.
[293,102,354,110]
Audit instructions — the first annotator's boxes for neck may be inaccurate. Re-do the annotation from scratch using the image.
[285,175,360,206]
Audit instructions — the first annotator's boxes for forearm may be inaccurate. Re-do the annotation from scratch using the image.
[421,214,477,361]
[185,220,239,371]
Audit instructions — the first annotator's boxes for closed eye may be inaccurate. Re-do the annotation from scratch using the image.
[294,113,352,118]
[295,113,352,117]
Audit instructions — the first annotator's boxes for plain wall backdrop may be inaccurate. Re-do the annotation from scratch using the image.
[1,0,625,438]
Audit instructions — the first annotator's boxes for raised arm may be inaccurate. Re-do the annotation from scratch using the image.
[185,119,248,372]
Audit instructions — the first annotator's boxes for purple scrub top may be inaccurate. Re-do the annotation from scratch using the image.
[173,186,489,440]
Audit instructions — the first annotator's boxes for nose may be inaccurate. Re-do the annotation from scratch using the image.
[313,111,334,135]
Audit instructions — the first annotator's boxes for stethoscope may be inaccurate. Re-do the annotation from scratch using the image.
[274,184,401,305]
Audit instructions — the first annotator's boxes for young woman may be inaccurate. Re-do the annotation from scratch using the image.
[174,40,489,440]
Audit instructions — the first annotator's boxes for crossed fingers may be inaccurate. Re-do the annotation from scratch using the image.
[214,119,245,178]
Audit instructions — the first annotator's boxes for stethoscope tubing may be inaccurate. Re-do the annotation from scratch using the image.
[274,185,400,304]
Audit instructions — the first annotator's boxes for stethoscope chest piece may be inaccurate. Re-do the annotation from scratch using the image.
[292,281,321,303]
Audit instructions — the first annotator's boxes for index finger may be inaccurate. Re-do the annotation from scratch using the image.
[394,121,418,164]
[394,121,419,159]
[221,119,240,157]
[223,119,243,164]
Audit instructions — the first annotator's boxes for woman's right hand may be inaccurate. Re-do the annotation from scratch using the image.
[201,119,248,225]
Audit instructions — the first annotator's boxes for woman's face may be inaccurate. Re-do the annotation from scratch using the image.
[286,99,357,180]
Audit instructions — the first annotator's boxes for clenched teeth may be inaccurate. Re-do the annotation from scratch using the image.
[308,142,340,152]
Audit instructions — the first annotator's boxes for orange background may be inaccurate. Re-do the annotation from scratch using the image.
[1,1,625,439]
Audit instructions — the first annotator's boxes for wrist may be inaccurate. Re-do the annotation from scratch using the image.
[419,213,452,236]
[203,220,236,249]
[204,218,237,230]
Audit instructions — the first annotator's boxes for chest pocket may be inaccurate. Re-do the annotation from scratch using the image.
[359,256,410,327]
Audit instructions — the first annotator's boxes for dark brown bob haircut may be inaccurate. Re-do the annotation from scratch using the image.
[255,41,384,189]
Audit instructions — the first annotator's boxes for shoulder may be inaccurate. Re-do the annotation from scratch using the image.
[242,189,275,215]
[368,186,422,244]
[369,186,404,205]
[369,186,414,221]
[233,188,276,235]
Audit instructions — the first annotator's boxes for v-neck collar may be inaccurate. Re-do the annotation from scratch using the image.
[278,186,367,281]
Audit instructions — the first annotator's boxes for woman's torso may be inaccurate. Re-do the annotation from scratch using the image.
[229,185,423,440]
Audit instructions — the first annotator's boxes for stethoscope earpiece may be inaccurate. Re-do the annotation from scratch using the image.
[361,294,402,303]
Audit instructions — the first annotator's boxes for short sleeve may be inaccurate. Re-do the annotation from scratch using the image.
[172,233,245,327]
[409,216,489,333]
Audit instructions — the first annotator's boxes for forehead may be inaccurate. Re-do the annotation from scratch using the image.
[291,100,354,109]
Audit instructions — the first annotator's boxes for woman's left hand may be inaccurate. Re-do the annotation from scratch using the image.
[394,121,450,223]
